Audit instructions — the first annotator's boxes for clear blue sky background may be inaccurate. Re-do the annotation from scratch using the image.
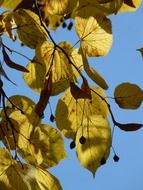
[1,3,143,190]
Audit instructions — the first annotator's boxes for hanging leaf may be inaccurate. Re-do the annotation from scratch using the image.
[75,115,111,176]
[35,72,52,117]
[1,110,33,150]
[24,41,82,95]
[13,9,47,48]
[5,95,39,126]
[35,167,63,190]
[70,82,91,100]
[20,124,66,168]
[56,86,109,139]
[116,122,143,131]
[114,83,143,109]
[77,0,124,15]
[75,6,112,56]
[2,47,29,72]
[81,48,108,89]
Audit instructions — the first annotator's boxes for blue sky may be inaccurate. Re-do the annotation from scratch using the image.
[1,3,143,190]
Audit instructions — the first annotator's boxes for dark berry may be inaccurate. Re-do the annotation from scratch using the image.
[113,154,120,162]
[62,22,67,28]
[79,136,86,144]
[50,114,55,122]
[70,141,76,149]
[100,157,106,165]
[67,22,73,30]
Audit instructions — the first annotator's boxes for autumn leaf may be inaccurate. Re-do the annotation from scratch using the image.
[114,82,143,109]
[70,81,91,100]
[24,41,83,95]
[75,115,111,175]
[75,6,112,56]
[13,9,47,48]
[137,47,143,58]
[80,48,108,89]
[56,86,109,139]
[35,167,63,190]
[116,122,143,131]
[124,0,136,7]
[2,46,29,72]
[20,124,67,168]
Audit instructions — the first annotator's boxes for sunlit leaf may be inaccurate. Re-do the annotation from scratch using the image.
[6,95,39,125]
[56,86,109,139]
[0,148,11,175]
[1,110,33,150]
[114,82,143,109]
[24,41,82,95]
[20,124,66,168]
[81,48,108,89]
[35,167,63,190]
[76,115,111,175]
[75,6,112,56]
[13,9,47,48]
[0,11,16,40]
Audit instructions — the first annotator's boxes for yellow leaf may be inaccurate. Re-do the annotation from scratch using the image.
[81,48,108,89]
[114,83,143,109]
[13,9,47,48]
[0,0,22,9]
[35,167,63,190]
[1,110,33,150]
[56,86,109,139]
[0,148,11,175]
[20,124,66,168]
[75,6,112,56]
[24,41,82,95]
[119,0,142,12]
[6,95,39,126]
[76,115,111,175]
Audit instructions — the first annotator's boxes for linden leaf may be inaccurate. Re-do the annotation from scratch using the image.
[119,0,142,12]
[35,167,63,190]
[6,95,39,125]
[0,148,11,175]
[0,0,23,9]
[56,86,109,139]
[75,6,112,56]
[2,46,29,72]
[75,115,111,176]
[24,41,82,95]
[81,48,108,89]
[0,11,16,40]
[20,124,66,168]
[114,83,143,109]
[13,9,47,48]
[75,0,124,16]
[1,110,33,150]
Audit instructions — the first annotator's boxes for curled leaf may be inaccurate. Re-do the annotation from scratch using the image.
[114,83,143,109]
[81,48,108,89]
[2,47,29,72]
[116,122,143,131]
